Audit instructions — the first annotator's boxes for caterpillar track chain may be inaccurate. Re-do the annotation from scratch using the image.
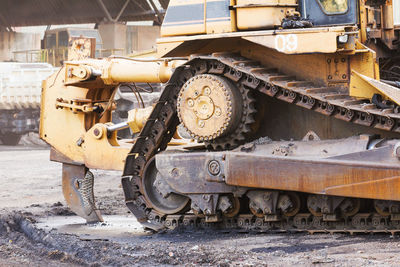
[121,52,400,233]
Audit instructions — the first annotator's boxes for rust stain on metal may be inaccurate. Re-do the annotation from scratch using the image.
[225,153,400,201]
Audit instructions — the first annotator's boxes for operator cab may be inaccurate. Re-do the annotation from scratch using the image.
[299,0,357,26]
[160,0,358,37]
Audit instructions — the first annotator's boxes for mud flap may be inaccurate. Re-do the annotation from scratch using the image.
[62,163,103,223]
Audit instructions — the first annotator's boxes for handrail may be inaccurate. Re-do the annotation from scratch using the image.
[12,47,127,66]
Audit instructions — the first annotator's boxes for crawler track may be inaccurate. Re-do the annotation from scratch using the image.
[121,53,400,233]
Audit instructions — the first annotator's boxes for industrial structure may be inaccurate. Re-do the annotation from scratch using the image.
[0,0,165,61]
[0,0,164,145]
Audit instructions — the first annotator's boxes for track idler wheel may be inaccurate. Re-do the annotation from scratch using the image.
[247,191,301,218]
[374,200,400,216]
[341,198,361,217]
[280,192,301,217]
[220,196,240,218]
[62,163,103,223]
[307,195,360,218]
[250,207,265,218]
[142,158,190,215]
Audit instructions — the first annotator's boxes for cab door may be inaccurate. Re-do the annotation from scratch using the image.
[299,0,357,26]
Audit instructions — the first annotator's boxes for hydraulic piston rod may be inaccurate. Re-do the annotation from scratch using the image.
[107,106,154,134]
[64,58,186,85]
[106,122,129,132]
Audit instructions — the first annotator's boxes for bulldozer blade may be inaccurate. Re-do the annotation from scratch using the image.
[62,163,103,223]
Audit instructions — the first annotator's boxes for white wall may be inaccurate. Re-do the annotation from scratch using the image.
[0,32,41,61]
[98,23,127,51]
[394,0,400,26]
[126,26,160,53]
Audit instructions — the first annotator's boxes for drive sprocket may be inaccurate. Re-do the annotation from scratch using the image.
[177,74,256,149]
[207,83,256,150]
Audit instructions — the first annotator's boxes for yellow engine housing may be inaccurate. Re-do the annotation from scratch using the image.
[160,0,297,37]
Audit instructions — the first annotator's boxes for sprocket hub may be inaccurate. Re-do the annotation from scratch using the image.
[177,74,243,141]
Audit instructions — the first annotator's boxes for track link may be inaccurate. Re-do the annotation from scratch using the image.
[121,53,400,233]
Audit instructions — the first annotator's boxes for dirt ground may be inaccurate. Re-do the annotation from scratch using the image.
[2,138,400,266]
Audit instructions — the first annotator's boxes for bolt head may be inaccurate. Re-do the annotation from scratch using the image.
[203,194,211,201]
[215,107,222,116]
[74,179,80,189]
[93,128,103,139]
[171,168,179,177]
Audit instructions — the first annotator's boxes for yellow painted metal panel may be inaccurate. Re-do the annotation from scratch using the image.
[236,0,297,30]
[242,31,338,54]
[349,71,400,105]
[237,0,297,4]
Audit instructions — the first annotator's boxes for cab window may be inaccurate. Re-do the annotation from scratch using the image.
[317,0,348,14]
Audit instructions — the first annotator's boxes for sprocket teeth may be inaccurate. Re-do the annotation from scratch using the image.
[236,134,245,140]
[245,118,256,124]
[248,107,257,113]
[242,125,252,133]
[205,80,257,149]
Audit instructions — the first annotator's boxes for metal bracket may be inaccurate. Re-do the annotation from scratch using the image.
[190,194,221,222]
[55,98,107,114]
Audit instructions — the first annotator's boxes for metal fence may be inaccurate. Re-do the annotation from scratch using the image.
[13,47,125,66]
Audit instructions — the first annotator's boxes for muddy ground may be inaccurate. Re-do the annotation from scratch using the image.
[1,138,400,266]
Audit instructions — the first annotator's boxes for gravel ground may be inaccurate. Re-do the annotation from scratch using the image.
[1,139,400,266]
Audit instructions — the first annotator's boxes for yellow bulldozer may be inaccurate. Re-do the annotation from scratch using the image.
[40,0,400,233]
